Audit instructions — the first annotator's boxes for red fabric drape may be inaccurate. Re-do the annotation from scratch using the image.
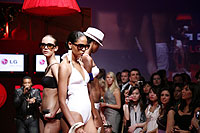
[22,0,81,16]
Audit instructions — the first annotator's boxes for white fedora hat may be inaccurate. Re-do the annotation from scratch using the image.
[84,27,104,46]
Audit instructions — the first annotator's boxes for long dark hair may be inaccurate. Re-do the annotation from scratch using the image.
[128,86,145,112]
[149,86,159,105]
[159,87,173,116]
[179,82,196,113]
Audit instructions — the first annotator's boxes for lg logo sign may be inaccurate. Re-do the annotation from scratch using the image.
[39,59,45,65]
[1,58,18,65]
[1,59,8,65]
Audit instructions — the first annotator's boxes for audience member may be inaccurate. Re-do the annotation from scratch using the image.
[100,72,121,133]
[172,83,183,108]
[150,72,166,90]
[173,73,184,84]
[116,72,122,87]
[123,87,146,133]
[157,87,173,133]
[195,70,200,83]
[144,87,160,133]
[120,69,130,92]
[181,72,191,84]
[141,81,152,105]
[166,82,197,132]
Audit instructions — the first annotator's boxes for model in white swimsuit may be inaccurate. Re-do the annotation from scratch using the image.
[66,61,91,124]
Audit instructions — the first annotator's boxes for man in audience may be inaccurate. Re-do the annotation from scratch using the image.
[120,69,130,92]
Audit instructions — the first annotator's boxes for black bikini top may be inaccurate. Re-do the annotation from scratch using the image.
[41,63,59,89]
[41,76,57,88]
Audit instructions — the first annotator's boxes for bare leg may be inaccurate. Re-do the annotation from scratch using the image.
[93,108,104,133]
[152,13,171,76]
[84,116,98,133]
[39,118,44,133]
[138,14,157,75]
[60,118,69,133]
[44,120,60,133]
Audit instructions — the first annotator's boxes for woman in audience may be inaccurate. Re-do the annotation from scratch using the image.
[143,86,160,133]
[58,31,97,133]
[189,83,200,132]
[39,35,61,133]
[172,83,183,108]
[123,86,146,133]
[142,81,152,105]
[150,72,163,89]
[100,72,121,133]
[166,82,197,133]
[157,87,173,133]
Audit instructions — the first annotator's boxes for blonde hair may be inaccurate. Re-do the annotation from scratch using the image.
[105,72,119,92]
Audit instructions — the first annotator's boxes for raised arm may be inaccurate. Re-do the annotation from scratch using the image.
[14,88,24,108]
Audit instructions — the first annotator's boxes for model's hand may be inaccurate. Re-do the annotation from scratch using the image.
[76,127,86,133]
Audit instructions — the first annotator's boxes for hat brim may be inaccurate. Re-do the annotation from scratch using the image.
[84,32,103,46]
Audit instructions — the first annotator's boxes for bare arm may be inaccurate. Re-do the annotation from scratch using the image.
[47,64,60,117]
[166,109,175,133]
[82,55,100,123]
[82,54,93,73]
[123,104,129,121]
[58,60,76,126]
[102,88,121,109]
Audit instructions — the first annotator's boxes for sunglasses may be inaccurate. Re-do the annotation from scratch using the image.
[39,43,56,50]
[72,43,90,50]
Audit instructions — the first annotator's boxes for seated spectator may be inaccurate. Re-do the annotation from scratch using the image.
[166,83,197,132]
[172,83,183,108]
[141,81,152,105]
[189,83,200,132]
[150,72,164,90]
[123,86,146,133]
[173,73,183,84]
[195,70,200,83]
[143,87,160,133]
[157,87,173,133]
[181,72,191,84]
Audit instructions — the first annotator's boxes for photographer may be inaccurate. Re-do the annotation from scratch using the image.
[14,76,41,133]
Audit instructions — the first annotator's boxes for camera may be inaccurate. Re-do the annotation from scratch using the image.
[196,110,200,120]
[137,81,143,86]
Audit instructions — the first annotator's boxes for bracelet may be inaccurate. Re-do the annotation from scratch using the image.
[69,122,84,133]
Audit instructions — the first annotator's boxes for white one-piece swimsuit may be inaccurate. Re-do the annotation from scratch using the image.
[66,63,91,124]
